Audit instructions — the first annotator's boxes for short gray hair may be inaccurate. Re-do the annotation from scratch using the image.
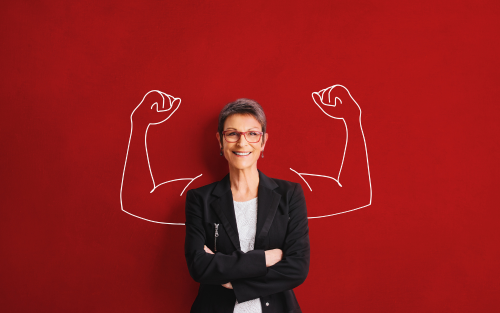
[218,98,267,145]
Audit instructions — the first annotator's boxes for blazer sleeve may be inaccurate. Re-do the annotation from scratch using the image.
[184,189,267,285]
[231,183,310,303]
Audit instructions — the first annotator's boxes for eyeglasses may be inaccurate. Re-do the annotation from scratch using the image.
[222,130,264,143]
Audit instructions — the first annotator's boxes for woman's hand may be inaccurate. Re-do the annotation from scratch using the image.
[204,245,214,254]
[265,248,283,267]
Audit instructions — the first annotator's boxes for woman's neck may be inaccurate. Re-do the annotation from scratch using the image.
[228,166,259,202]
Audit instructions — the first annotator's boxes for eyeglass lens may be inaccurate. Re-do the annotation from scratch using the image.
[225,131,262,143]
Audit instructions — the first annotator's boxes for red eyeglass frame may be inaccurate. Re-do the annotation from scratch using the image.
[222,130,264,143]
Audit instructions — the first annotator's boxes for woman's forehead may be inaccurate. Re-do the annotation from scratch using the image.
[224,114,262,130]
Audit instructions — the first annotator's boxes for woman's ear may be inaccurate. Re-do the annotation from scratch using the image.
[261,133,269,149]
[216,132,222,149]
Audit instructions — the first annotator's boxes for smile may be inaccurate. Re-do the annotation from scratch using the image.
[233,151,251,156]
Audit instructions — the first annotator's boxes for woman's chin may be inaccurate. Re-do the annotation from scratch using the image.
[228,159,258,171]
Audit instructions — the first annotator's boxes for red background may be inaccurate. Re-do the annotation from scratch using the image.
[1,0,499,312]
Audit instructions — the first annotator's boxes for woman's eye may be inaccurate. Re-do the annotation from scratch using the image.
[228,132,238,136]
[249,132,258,136]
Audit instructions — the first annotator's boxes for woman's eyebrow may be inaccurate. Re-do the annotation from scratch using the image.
[224,127,261,131]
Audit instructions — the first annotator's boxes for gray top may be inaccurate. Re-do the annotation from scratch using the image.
[233,197,262,313]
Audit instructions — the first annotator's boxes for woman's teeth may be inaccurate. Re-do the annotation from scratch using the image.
[233,151,251,156]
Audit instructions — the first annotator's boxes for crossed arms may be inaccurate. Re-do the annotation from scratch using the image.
[184,184,310,303]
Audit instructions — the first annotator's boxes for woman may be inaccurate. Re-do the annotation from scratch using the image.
[184,98,310,313]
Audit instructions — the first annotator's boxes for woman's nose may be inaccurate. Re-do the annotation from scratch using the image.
[236,134,249,146]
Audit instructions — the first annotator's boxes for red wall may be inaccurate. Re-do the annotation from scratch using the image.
[1,0,499,312]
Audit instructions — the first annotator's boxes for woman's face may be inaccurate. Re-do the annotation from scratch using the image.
[216,114,268,171]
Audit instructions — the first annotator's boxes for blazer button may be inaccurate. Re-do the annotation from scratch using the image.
[266,302,269,306]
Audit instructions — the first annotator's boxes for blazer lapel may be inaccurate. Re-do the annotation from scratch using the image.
[210,170,281,251]
[211,174,241,251]
[255,170,281,249]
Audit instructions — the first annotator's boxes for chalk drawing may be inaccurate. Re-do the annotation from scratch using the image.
[289,84,372,219]
[121,85,371,224]
[120,90,202,225]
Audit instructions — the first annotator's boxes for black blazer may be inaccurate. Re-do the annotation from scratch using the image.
[185,170,310,313]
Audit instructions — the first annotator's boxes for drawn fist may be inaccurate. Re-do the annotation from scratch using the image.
[312,85,361,121]
[131,90,181,126]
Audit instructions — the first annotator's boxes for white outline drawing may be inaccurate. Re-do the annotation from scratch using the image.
[120,90,202,225]
[121,85,371,225]
[290,84,372,219]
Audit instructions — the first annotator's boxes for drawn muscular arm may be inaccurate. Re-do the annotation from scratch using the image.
[120,90,201,224]
[293,85,371,217]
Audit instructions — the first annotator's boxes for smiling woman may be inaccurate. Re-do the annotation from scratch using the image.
[218,117,267,183]
[217,99,268,177]
[184,99,310,313]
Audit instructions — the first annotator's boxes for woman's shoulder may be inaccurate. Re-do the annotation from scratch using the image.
[186,180,219,197]
[185,172,231,199]
[263,174,304,198]
[186,172,303,198]
[268,176,299,190]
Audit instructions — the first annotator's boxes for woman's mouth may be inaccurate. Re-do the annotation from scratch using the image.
[233,151,251,156]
